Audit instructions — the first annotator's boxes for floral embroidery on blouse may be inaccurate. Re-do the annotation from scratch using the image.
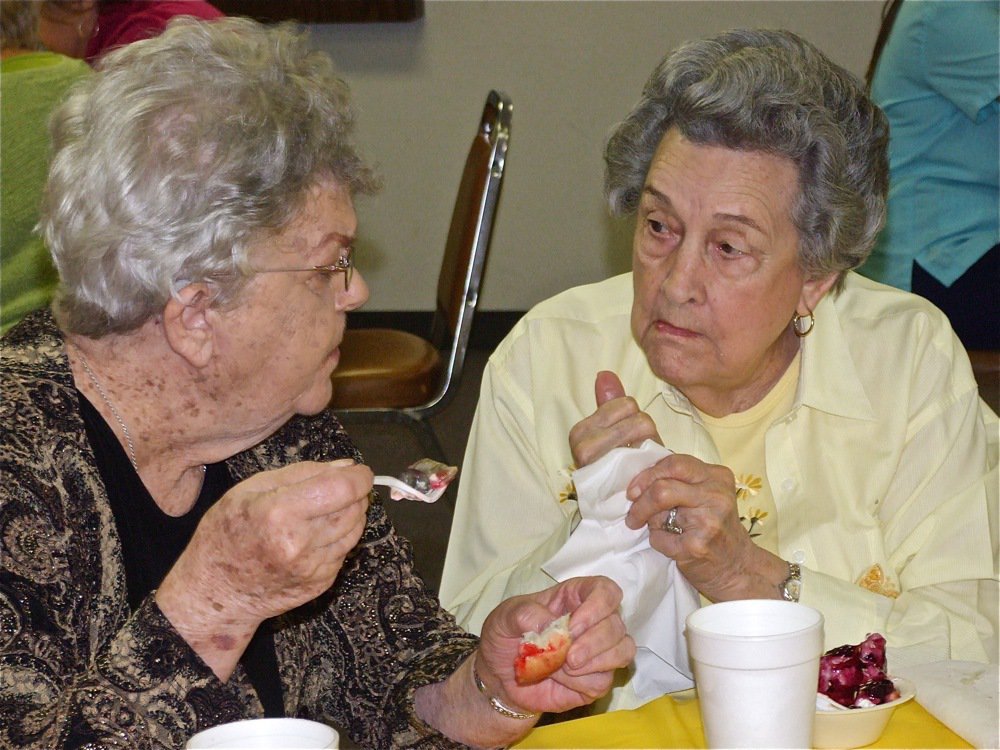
[558,465,577,504]
[856,564,900,599]
[735,473,762,500]
[736,474,766,538]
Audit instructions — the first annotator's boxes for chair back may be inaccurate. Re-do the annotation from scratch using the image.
[418,90,511,415]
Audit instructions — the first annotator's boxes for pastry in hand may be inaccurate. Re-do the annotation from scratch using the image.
[514,613,572,686]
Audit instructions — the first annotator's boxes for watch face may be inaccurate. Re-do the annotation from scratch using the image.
[785,578,802,602]
[781,563,802,601]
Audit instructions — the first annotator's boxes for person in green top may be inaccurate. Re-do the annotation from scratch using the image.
[1,1,90,333]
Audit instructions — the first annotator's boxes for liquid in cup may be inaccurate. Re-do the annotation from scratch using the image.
[685,600,824,749]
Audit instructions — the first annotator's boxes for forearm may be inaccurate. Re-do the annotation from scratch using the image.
[708,544,790,603]
[156,562,257,681]
[414,652,540,748]
[802,568,996,664]
[774,362,999,662]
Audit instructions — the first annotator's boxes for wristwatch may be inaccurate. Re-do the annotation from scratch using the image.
[779,561,802,602]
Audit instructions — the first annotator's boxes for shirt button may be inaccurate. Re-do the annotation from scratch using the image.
[781,478,796,493]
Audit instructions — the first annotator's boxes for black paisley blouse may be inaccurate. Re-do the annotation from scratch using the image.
[0,311,479,749]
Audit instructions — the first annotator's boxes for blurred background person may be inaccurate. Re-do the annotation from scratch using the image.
[1,0,90,334]
[441,27,998,712]
[860,0,999,350]
[0,18,634,749]
[39,0,223,65]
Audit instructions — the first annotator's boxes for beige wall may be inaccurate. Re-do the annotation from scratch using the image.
[311,0,885,312]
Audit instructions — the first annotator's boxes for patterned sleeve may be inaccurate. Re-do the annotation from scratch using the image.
[237,413,480,748]
[0,467,253,748]
[288,499,478,748]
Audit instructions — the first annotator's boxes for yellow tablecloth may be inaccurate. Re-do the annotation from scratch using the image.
[514,693,972,749]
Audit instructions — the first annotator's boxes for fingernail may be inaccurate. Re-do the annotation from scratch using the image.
[329,458,355,467]
[626,486,640,500]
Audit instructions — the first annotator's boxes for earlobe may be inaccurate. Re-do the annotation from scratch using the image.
[798,273,838,316]
[163,284,215,368]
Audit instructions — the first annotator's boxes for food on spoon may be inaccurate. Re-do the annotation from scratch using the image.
[398,467,432,494]
[401,458,457,491]
[514,613,572,686]
[388,458,458,501]
[817,632,900,708]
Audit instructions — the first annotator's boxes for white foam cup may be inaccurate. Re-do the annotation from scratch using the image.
[185,718,339,749]
[685,599,824,749]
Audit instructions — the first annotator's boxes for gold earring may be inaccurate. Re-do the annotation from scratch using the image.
[792,310,815,337]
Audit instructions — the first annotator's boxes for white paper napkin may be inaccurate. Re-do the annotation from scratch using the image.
[893,660,999,749]
[543,440,700,701]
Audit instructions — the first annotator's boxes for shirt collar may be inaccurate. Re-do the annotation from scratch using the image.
[797,283,877,421]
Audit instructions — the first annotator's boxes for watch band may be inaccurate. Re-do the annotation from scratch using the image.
[780,561,802,602]
[472,653,539,720]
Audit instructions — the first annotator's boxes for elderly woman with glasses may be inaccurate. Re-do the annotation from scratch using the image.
[0,18,634,749]
[441,28,997,711]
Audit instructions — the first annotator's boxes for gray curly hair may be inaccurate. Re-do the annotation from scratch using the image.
[41,17,380,336]
[605,28,889,291]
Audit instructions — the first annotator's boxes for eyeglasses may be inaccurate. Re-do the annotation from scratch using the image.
[252,246,354,291]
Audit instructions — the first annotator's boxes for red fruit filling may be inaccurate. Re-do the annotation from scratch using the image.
[818,633,899,708]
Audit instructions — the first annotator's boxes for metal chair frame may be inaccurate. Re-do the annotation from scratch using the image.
[333,90,512,461]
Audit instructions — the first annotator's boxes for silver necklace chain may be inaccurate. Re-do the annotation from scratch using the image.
[73,346,140,470]
[72,345,207,476]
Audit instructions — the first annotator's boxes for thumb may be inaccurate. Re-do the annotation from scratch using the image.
[594,370,626,406]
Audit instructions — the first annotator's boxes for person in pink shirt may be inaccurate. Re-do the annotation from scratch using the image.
[40,0,223,65]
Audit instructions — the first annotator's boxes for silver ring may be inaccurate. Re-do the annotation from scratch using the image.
[663,507,683,535]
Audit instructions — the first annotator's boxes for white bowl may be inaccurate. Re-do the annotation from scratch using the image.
[812,677,916,749]
[186,718,339,749]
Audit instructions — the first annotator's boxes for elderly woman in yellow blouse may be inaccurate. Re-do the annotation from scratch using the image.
[441,27,998,711]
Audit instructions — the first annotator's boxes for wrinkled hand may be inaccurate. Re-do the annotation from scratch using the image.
[624,453,784,602]
[476,576,636,716]
[157,459,371,677]
[569,371,661,467]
